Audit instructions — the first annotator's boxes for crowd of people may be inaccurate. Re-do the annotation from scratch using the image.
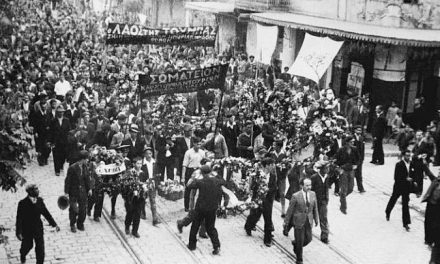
[3,0,440,264]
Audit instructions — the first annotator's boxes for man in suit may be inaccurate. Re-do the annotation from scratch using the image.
[89,105,110,138]
[283,178,319,264]
[335,136,360,214]
[88,123,112,148]
[16,184,60,264]
[311,161,331,244]
[64,151,92,233]
[371,105,386,165]
[269,139,288,217]
[245,158,278,246]
[175,124,194,178]
[186,164,225,255]
[31,97,51,166]
[422,172,440,263]
[62,91,79,129]
[385,150,414,231]
[412,130,433,197]
[122,124,144,161]
[353,126,366,193]
[48,105,71,176]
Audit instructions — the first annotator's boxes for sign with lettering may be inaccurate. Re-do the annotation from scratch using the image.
[95,163,126,175]
[106,23,217,46]
[138,64,229,96]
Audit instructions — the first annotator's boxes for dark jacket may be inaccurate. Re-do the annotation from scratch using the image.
[393,160,414,194]
[122,137,145,161]
[48,117,71,146]
[174,136,193,160]
[372,114,387,140]
[16,197,57,236]
[335,146,361,171]
[31,110,50,139]
[222,123,240,156]
[353,134,365,162]
[64,160,91,198]
[311,173,330,204]
[286,164,302,200]
[187,175,225,211]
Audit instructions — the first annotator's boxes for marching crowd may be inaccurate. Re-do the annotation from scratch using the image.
[3,0,440,264]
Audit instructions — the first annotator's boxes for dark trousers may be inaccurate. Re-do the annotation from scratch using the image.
[372,138,384,164]
[431,244,440,264]
[339,170,354,212]
[354,163,365,192]
[179,210,206,236]
[425,203,440,244]
[125,200,142,234]
[294,220,312,263]
[184,168,195,210]
[91,192,118,217]
[20,234,44,264]
[245,197,274,243]
[53,145,67,173]
[385,187,410,226]
[317,201,329,240]
[189,209,220,249]
[35,135,50,165]
[157,158,174,181]
[69,194,88,228]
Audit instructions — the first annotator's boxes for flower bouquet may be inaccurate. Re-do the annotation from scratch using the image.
[157,179,185,201]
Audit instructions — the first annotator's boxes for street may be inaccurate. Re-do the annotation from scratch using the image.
[0,144,432,264]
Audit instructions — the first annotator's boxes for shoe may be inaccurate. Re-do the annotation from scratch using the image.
[199,233,208,239]
[141,214,146,220]
[153,219,161,226]
[20,255,26,264]
[177,220,183,233]
[281,213,286,218]
[93,217,100,222]
[55,172,60,176]
[125,227,130,235]
[212,248,220,255]
[244,226,252,236]
[187,244,196,251]
[111,212,116,219]
[359,190,366,193]
[291,240,296,253]
[184,208,189,212]
[340,208,347,214]
[264,241,272,247]
[132,232,140,238]
[77,225,85,231]
[404,225,410,231]
[71,225,77,233]
[252,227,256,231]
[321,238,329,244]
[386,214,390,221]
[370,160,377,164]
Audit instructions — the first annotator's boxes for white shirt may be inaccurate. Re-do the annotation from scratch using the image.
[184,137,191,150]
[57,117,63,126]
[403,160,410,173]
[183,148,206,169]
[54,80,72,96]
[318,172,327,183]
[143,158,155,177]
[302,190,309,205]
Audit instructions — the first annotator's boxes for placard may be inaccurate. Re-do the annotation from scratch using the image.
[95,163,126,175]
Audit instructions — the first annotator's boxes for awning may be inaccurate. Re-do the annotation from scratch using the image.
[288,33,344,83]
[251,12,440,48]
[185,2,235,14]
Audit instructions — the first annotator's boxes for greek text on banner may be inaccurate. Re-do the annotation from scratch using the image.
[106,23,217,46]
[95,163,126,175]
[138,64,229,96]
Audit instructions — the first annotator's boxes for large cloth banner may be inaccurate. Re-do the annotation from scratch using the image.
[106,23,217,46]
[256,24,278,64]
[289,33,344,83]
[138,64,229,96]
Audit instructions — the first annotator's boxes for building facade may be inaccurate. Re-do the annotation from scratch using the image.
[185,0,440,118]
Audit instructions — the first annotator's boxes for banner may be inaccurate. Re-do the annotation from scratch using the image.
[138,64,229,96]
[289,33,344,84]
[256,24,278,64]
[106,23,217,46]
[95,163,126,175]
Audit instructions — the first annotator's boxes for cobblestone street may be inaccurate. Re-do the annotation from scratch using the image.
[0,144,433,264]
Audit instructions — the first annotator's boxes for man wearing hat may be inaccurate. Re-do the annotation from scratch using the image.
[64,150,92,233]
[311,161,331,244]
[48,105,71,176]
[186,164,225,255]
[122,124,144,161]
[353,126,366,193]
[30,96,51,166]
[16,184,60,264]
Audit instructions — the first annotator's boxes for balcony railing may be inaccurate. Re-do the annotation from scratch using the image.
[235,0,290,12]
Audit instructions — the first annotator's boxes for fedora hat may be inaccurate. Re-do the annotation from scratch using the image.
[56,105,66,112]
[129,124,139,133]
[57,195,69,210]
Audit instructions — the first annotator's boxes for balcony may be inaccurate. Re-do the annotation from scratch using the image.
[235,0,290,12]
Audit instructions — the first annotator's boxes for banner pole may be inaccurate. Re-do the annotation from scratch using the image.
[214,89,224,136]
